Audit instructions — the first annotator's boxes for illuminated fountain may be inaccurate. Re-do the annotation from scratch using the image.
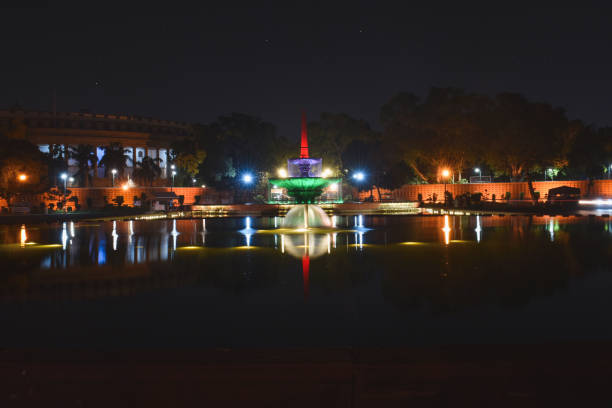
[269,113,341,229]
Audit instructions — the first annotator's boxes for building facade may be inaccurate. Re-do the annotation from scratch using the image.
[0,107,192,185]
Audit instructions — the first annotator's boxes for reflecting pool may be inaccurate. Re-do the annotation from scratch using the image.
[0,215,611,348]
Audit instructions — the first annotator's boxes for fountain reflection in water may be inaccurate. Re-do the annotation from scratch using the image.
[282,204,332,229]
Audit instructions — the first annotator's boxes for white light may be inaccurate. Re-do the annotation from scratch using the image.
[201,184,206,188]
[353,172,364,181]
[322,168,332,178]
[474,168,480,173]
[172,171,177,176]
[242,173,253,184]
[277,168,287,178]
[192,178,196,183]
[171,164,175,170]
[329,183,338,192]
[60,173,68,180]
[111,169,117,175]
[579,199,612,206]
[68,177,74,182]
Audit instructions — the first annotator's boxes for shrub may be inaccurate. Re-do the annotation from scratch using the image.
[113,196,124,207]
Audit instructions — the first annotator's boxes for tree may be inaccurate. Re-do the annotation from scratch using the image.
[483,93,576,203]
[381,88,490,183]
[307,113,376,172]
[170,138,206,183]
[98,143,130,178]
[68,144,96,187]
[0,137,48,206]
[193,113,291,188]
[133,156,162,186]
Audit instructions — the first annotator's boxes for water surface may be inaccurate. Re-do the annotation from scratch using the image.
[1,214,611,348]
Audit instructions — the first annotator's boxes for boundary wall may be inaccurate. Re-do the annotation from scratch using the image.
[358,180,612,202]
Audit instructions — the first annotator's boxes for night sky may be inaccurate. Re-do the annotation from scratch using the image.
[2,3,612,139]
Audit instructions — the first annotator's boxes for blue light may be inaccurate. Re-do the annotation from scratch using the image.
[242,173,253,184]
[353,172,365,181]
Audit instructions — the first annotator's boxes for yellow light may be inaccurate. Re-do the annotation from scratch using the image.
[277,168,288,178]
[322,168,333,178]
[328,183,338,192]
[121,183,129,191]
[442,215,451,245]
[441,169,450,178]
[18,174,27,181]
[20,224,27,248]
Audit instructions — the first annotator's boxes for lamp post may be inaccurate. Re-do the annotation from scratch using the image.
[111,169,117,186]
[171,170,177,192]
[474,167,481,183]
[442,169,450,206]
[548,168,554,181]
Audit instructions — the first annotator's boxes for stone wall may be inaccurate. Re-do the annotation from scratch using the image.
[0,187,220,209]
[359,180,612,202]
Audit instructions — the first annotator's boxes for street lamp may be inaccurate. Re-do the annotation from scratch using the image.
[474,167,481,183]
[548,168,554,181]
[352,171,365,181]
[242,173,253,184]
[171,170,177,192]
[277,168,287,178]
[18,174,27,182]
[441,169,450,206]
[192,178,197,185]
[111,169,117,186]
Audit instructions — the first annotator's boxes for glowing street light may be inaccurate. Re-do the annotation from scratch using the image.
[242,173,254,184]
[474,167,481,183]
[353,172,365,181]
[111,168,117,186]
[322,168,333,178]
[18,173,27,182]
[441,169,451,205]
[548,168,554,181]
[277,168,287,178]
[171,170,177,192]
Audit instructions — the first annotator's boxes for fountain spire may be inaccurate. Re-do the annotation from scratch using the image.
[300,111,309,158]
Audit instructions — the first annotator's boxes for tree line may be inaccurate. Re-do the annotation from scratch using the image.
[1,87,611,204]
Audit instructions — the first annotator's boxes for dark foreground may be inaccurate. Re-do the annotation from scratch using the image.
[2,343,612,407]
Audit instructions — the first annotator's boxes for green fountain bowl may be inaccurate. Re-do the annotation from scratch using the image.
[269,177,341,204]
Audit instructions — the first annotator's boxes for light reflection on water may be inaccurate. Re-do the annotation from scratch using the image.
[2,214,612,348]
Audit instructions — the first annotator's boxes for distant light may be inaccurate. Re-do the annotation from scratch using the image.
[353,172,365,181]
[192,178,196,183]
[201,184,206,188]
[474,168,480,173]
[18,174,27,181]
[60,173,68,180]
[579,199,612,206]
[122,183,129,191]
[441,169,450,178]
[111,169,117,175]
[172,171,177,176]
[329,183,338,192]
[322,168,333,178]
[242,173,253,184]
[68,177,74,183]
[170,164,175,170]
[277,168,287,178]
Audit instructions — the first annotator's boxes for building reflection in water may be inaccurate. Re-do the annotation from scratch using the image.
[201,218,206,245]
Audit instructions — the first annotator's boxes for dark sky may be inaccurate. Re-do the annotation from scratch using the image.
[2,2,612,139]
